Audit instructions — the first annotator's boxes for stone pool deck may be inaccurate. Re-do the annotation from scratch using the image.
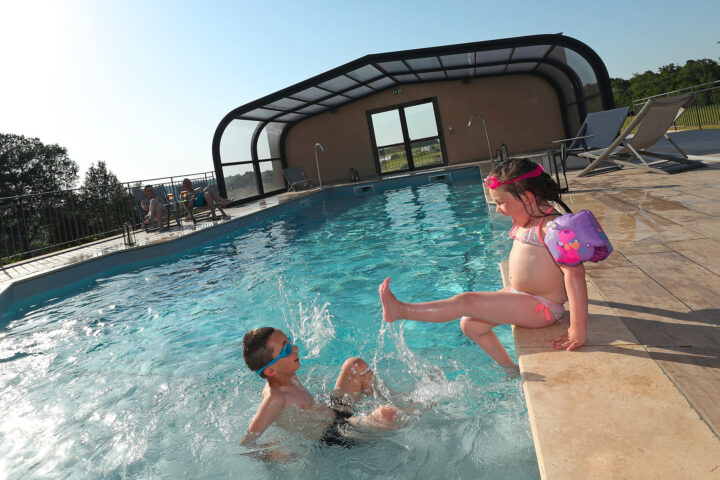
[3,134,720,478]
[513,161,720,479]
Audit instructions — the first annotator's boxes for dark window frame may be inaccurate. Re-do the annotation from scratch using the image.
[366,97,447,176]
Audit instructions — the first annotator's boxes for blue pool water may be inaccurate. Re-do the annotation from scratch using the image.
[0,178,540,479]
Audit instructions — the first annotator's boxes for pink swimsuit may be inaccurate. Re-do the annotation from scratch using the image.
[508,208,566,323]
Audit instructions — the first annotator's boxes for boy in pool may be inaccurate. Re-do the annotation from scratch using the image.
[240,327,399,454]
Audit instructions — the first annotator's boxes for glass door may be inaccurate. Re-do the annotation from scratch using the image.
[368,98,445,175]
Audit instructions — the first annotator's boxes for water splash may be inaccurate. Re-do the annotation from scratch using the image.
[277,278,335,358]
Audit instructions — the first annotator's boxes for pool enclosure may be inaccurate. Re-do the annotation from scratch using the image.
[212,33,613,201]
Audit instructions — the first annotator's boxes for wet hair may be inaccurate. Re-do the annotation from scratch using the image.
[242,327,276,378]
[489,158,572,215]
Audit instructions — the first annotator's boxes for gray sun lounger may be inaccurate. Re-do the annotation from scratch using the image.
[577,94,706,176]
[283,167,313,191]
[132,185,181,233]
[179,180,227,224]
[551,106,630,170]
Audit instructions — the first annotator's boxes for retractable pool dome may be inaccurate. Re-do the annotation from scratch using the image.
[213,33,613,201]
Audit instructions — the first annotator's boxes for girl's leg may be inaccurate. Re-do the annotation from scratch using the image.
[379,278,551,328]
[378,278,555,366]
[460,316,514,366]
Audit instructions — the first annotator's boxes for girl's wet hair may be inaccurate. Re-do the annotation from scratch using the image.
[489,158,572,215]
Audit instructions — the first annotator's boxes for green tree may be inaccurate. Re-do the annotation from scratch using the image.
[82,160,125,198]
[81,160,134,238]
[610,59,720,108]
[0,133,79,198]
[1,133,80,262]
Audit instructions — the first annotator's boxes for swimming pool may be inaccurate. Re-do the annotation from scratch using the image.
[0,175,540,479]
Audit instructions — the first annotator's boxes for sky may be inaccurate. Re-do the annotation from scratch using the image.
[1,0,718,184]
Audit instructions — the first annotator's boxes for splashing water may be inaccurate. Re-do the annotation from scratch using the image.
[278,277,335,358]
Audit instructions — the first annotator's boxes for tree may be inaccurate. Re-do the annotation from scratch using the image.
[0,133,79,198]
[81,161,134,238]
[82,160,125,198]
[611,59,720,107]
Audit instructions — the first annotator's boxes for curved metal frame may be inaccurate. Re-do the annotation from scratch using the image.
[212,34,613,199]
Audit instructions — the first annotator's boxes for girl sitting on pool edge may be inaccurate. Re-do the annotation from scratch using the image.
[379,157,613,367]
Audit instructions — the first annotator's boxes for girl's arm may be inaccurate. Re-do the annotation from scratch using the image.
[551,263,588,351]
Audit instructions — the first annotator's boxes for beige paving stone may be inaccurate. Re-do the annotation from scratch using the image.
[692,186,720,201]
[644,190,708,205]
[587,266,720,345]
[625,251,720,318]
[613,236,673,255]
[640,213,708,242]
[606,191,712,223]
[647,346,720,437]
[583,250,636,269]
[518,345,720,480]
[564,192,636,216]
[687,201,720,216]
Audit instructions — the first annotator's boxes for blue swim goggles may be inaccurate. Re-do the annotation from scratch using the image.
[255,337,294,377]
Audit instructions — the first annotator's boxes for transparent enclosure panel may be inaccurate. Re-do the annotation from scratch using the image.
[257,122,285,160]
[259,160,286,193]
[219,120,259,164]
[223,163,259,200]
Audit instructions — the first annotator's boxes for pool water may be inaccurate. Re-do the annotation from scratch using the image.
[0,179,540,479]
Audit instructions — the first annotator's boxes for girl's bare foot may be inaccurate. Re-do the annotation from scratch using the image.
[378,278,402,323]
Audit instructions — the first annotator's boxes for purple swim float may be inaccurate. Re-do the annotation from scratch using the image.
[544,210,613,266]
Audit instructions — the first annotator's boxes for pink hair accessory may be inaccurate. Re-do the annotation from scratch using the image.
[485,164,544,189]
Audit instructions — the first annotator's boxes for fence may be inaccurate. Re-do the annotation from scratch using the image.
[122,171,217,198]
[623,80,720,131]
[1,170,217,266]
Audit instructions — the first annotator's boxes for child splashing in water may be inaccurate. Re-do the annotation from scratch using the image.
[379,158,607,367]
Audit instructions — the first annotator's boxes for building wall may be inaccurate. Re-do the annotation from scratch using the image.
[285,74,565,185]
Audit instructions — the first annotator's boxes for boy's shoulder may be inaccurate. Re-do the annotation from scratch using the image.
[260,384,289,410]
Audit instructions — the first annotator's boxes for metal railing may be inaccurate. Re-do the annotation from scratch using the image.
[625,80,720,131]
[122,171,217,197]
[1,188,136,265]
[1,170,217,266]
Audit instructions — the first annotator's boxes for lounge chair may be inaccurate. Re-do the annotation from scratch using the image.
[551,106,630,170]
[179,180,227,224]
[283,167,313,191]
[132,185,181,233]
[577,94,706,176]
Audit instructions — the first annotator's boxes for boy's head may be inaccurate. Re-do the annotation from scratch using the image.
[242,327,298,379]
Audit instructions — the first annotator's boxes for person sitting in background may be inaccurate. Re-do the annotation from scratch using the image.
[140,185,168,231]
[181,178,232,221]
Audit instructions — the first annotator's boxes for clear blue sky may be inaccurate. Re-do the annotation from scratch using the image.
[1,0,718,184]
